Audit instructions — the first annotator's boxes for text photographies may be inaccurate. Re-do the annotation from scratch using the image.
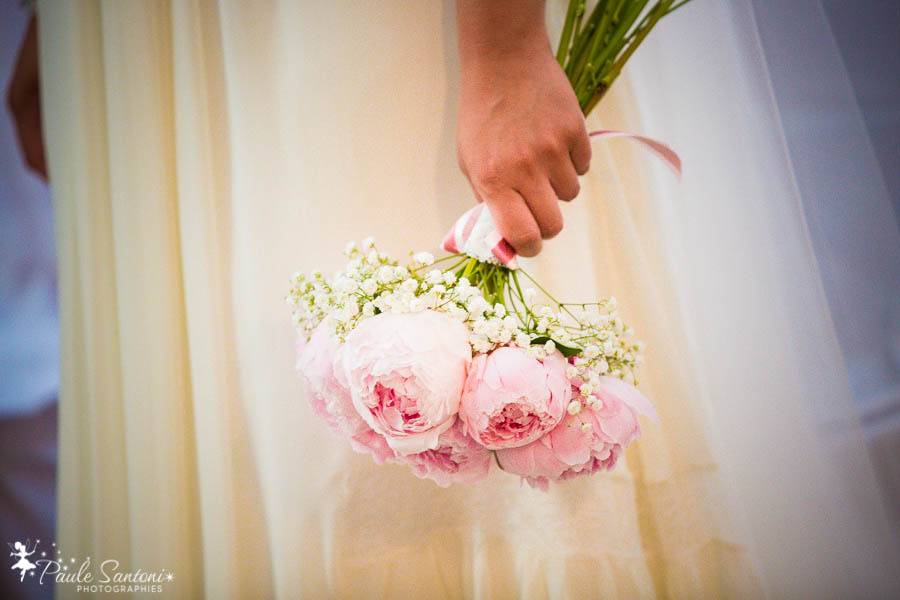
[36,556,174,590]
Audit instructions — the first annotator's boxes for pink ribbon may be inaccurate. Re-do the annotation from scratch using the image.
[442,129,681,267]
[588,129,682,178]
[442,204,519,268]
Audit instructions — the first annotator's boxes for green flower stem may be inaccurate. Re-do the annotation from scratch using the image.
[602,1,668,84]
[459,257,478,281]
[555,0,581,65]
[557,0,693,116]
[434,255,600,340]
[666,0,691,15]
[517,267,586,326]
[510,270,538,329]
[447,257,470,272]
[566,0,613,77]
[492,451,504,471]
[587,0,649,87]
[423,253,462,268]
[505,281,528,328]
[572,1,587,44]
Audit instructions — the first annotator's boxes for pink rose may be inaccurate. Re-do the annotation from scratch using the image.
[399,420,492,487]
[497,377,655,489]
[459,347,569,450]
[340,310,471,455]
[297,321,397,464]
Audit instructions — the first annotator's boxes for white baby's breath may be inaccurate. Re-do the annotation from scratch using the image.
[287,238,643,385]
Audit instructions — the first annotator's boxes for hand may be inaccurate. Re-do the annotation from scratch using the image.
[7,16,47,180]
[456,1,590,257]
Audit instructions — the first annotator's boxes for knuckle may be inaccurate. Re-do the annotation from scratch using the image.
[537,134,563,158]
[476,164,504,190]
[479,152,532,187]
[509,150,535,173]
[569,120,588,139]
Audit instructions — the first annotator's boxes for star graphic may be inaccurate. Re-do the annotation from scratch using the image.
[51,542,56,546]
[166,573,174,582]
[41,551,46,557]
[29,572,35,577]
[63,566,68,571]
[36,539,41,543]
[70,558,76,563]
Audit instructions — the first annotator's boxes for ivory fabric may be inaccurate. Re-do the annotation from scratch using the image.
[38,0,899,598]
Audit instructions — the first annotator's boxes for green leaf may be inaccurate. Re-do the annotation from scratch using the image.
[530,336,582,358]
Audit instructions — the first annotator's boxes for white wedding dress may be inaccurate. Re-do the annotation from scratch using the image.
[38,0,899,598]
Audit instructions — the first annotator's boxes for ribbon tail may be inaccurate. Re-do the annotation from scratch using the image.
[589,129,682,179]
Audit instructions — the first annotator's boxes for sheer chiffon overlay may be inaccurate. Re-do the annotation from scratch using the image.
[39,0,898,598]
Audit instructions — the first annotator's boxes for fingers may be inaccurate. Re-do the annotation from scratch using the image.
[519,177,563,240]
[570,126,592,176]
[467,147,579,257]
[548,155,581,201]
[459,118,592,258]
[483,189,543,257]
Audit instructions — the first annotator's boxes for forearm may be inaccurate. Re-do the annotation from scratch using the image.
[456,0,550,78]
[455,0,589,257]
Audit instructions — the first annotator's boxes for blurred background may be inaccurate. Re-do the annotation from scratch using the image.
[0,1,898,597]
[2,3,56,600]
[753,0,900,531]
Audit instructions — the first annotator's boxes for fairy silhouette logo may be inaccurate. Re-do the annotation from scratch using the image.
[7,538,175,593]
[8,539,39,581]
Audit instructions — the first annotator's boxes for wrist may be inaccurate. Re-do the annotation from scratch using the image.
[456,0,551,78]
[461,36,552,84]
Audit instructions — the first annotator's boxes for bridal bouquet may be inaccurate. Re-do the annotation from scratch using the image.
[288,206,656,489]
[287,0,689,488]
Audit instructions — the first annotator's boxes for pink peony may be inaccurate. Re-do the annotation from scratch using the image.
[348,429,396,465]
[399,420,493,487]
[296,321,368,437]
[459,347,569,450]
[297,321,396,464]
[340,310,471,455]
[496,377,656,489]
